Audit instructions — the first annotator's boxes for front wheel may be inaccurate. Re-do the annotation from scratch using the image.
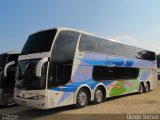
[76,88,89,108]
[145,82,150,92]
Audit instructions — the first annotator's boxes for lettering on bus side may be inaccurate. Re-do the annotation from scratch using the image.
[105,57,125,66]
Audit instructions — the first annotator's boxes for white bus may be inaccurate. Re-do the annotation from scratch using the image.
[14,27,157,109]
[0,52,19,105]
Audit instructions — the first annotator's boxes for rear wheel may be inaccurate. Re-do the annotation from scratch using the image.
[93,87,104,104]
[139,83,145,93]
[145,82,150,92]
[76,88,89,108]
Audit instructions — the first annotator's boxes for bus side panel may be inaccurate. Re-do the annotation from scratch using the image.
[48,86,77,109]
[150,69,158,89]
[104,80,138,97]
[139,68,157,90]
[47,89,63,108]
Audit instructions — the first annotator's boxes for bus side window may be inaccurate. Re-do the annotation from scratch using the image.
[93,66,115,80]
[93,66,139,81]
[48,31,79,88]
[48,62,72,87]
[7,54,19,63]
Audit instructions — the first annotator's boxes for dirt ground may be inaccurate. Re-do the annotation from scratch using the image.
[0,81,160,120]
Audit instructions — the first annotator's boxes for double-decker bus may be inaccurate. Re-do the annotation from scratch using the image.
[14,27,157,109]
[0,52,19,105]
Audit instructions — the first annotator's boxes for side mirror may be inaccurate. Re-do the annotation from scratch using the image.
[36,57,48,77]
[4,61,15,77]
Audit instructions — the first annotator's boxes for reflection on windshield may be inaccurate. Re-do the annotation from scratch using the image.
[15,59,46,90]
[0,67,2,80]
[21,29,57,55]
[0,54,7,67]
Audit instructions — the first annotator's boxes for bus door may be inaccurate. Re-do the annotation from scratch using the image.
[48,61,72,106]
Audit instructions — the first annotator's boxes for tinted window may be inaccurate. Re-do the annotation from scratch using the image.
[51,31,79,61]
[116,67,139,79]
[118,43,125,56]
[15,59,46,90]
[112,42,118,56]
[79,34,155,61]
[93,66,139,81]
[79,35,98,53]
[135,48,155,61]
[48,62,72,87]
[0,54,8,67]
[7,54,19,63]
[148,51,156,61]
[93,66,115,80]
[21,29,57,54]
[1,54,19,88]
[48,31,79,87]
[135,48,145,60]
[125,46,135,58]
[143,50,156,61]
[99,39,114,54]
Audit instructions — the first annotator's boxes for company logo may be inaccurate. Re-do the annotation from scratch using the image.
[105,57,134,67]
[105,57,126,66]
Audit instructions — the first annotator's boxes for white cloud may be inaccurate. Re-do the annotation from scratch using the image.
[150,45,160,54]
[107,35,139,46]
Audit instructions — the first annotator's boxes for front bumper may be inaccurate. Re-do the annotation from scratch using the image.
[14,96,48,109]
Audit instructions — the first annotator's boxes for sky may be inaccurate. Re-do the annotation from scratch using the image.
[0,0,160,54]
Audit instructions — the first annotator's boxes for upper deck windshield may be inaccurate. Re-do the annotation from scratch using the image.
[21,29,57,55]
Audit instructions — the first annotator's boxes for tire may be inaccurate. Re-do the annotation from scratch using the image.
[145,82,150,92]
[139,83,145,93]
[76,88,89,108]
[93,87,104,104]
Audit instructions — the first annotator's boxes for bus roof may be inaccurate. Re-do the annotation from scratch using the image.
[1,51,20,55]
[34,27,133,45]
[33,27,94,36]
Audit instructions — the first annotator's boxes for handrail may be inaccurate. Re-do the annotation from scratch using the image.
[36,57,48,77]
[4,61,15,77]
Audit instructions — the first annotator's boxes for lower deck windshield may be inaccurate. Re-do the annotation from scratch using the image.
[15,59,46,90]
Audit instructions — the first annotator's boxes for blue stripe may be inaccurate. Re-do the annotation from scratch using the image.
[50,79,114,92]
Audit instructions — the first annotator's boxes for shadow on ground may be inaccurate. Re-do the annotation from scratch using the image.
[16,92,139,120]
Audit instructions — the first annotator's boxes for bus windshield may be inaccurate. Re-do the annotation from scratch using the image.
[0,54,7,67]
[21,29,57,55]
[15,59,46,90]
